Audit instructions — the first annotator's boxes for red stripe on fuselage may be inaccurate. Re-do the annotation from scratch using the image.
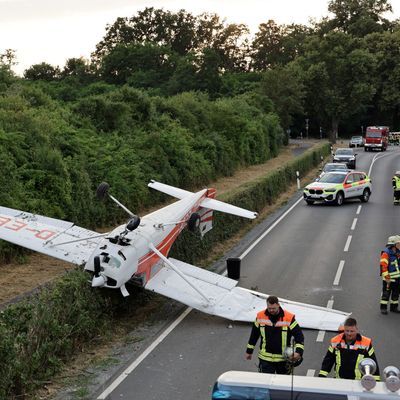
[136,192,207,282]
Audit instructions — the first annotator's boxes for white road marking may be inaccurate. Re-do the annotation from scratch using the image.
[239,197,303,259]
[351,218,358,230]
[368,152,389,176]
[97,307,193,399]
[356,205,362,215]
[307,369,316,377]
[316,299,334,342]
[344,235,352,252]
[333,260,345,286]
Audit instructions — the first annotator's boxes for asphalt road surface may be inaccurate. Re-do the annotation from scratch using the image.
[95,146,400,400]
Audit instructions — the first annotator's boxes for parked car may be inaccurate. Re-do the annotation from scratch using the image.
[303,170,371,206]
[349,136,364,147]
[318,162,349,179]
[333,148,357,169]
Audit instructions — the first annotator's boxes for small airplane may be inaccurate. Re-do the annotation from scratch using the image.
[0,180,349,330]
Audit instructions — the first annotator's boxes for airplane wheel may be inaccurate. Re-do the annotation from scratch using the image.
[96,182,110,200]
[187,213,201,232]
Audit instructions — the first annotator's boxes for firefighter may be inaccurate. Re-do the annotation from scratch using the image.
[392,172,400,204]
[380,235,400,314]
[318,317,380,380]
[245,295,304,374]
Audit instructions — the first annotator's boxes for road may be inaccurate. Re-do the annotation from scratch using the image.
[95,146,400,400]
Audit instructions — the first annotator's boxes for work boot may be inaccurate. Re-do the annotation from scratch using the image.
[390,307,400,313]
[381,309,388,315]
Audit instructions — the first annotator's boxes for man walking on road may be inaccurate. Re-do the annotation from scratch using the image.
[318,317,380,381]
[380,235,400,314]
[245,295,304,374]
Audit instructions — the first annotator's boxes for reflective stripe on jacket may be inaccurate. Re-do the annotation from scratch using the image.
[393,176,400,190]
[380,247,400,280]
[246,307,304,362]
[319,333,380,380]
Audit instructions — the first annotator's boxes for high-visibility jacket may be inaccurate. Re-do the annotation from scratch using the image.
[393,176,400,190]
[380,247,400,280]
[319,333,380,380]
[246,308,304,362]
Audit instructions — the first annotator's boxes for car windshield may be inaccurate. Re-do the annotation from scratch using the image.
[318,173,346,184]
[351,136,362,141]
[366,132,381,138]
[335,149,352,155]
[324,164,347,172]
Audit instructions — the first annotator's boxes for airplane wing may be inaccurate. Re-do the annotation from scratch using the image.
[148,180,257,219]
[0,206,102,265]
[145,258,349,331]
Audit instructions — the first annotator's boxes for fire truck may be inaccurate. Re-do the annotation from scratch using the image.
[364,126,389,152]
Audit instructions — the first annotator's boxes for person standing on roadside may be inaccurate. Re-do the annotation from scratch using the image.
[392,172,400,204]
[245,295,304,374]
[380,236,400,314]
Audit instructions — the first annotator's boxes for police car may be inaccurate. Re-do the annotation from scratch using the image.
[303,171,372,206]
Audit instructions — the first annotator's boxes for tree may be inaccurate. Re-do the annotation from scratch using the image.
[100,43,175,86]
[24,62,60,81]
[251,21,310,70]
[297,32,376,142]
[0,49,16,88]
[92,8,249,74]
[323,0,393,36]
[364,29,400,127]
[259,63,305,129]
[212,23,250,72]
[62,58,91,78]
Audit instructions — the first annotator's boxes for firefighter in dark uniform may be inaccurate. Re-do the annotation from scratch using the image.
[380,235,400,314]
[319,317,380,381]
[392,172,400,204]
[245,295,304,374]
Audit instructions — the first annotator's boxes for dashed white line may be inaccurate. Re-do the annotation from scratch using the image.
[316,299,334,342]
[306,369,316,377]
[356,205,362,215]
[344,235,352,252]
[350,218,358,231]
[333,260,345,286]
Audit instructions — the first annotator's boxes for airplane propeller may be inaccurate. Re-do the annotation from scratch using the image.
[96,182,141,229]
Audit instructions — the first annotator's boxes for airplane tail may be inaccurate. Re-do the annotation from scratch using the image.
[148,180,257,220]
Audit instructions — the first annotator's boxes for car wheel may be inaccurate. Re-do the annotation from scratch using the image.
[305,200,314,205]
[360,189,370,203]
[335,192,344,206]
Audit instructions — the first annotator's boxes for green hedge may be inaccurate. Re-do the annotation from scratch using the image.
[0,142,329,398]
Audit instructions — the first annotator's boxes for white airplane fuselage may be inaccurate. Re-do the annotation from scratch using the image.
[84,189,208,290]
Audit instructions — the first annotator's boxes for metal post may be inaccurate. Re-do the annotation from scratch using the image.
[305,118,309,139]
[296,171,300,190]
[319,126,322,140]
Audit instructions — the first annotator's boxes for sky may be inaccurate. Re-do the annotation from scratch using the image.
[0,0,399,75]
